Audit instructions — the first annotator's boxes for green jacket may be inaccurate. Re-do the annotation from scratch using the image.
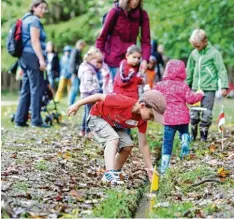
[186,42,229,91]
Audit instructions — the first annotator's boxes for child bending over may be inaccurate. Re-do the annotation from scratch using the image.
[67,90,166,185]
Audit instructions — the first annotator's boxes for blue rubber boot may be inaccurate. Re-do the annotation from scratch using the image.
[180,133,190,159]
[159,154,171,174]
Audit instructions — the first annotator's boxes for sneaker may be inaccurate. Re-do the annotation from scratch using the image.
[86,132,93,139]
[79,130,85,137]
[101,170,124,185]
[32,123,50,128]
[15,123,29,128]
[113,169,129,181]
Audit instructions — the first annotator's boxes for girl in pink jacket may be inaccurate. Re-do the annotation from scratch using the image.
[154,59,204,174]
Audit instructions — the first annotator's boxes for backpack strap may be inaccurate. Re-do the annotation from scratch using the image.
[21,13,38,49]
[108,6,120,35]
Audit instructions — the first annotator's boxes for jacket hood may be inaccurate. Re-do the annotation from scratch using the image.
[163,59,186,81]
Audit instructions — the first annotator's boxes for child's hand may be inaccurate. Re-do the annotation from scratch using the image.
[196,89,204,96]
[221,89,228,97]
[145,168,159,182]
[143,84,151,92]
[67,104,80,116]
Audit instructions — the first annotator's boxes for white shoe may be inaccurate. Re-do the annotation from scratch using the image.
[101,171,124,185]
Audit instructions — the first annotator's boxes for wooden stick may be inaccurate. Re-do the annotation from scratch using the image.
[188,179,221,190]
[221,128,224,151]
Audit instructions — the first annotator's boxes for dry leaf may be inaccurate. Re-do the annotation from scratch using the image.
[209,144,216,153]
[217,167,230,178]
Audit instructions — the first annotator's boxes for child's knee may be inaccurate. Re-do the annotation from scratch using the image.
[121,146,133,153]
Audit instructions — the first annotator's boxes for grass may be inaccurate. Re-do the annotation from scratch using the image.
[12,181,28,193]
[92,187,145,218]
[149,201,193,218]
[34,159,49,171]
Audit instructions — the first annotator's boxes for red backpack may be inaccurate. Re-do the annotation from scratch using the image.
[7,14,32,58]
[7,19,24,57]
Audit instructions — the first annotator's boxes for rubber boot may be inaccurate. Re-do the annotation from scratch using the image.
[191,124,198,141]
[180,133,190,159]
[200,128,208,142]
[159,154,171,175]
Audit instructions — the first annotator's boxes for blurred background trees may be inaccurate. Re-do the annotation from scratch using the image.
[1,0,234,78]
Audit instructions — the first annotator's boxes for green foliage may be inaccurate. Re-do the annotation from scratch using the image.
[1,0,233,73]
[146,0,234,66]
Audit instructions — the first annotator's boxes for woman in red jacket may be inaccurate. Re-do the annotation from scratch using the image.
[96,0,151,80]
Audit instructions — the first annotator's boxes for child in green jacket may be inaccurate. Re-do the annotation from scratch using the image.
[186,29,229,141]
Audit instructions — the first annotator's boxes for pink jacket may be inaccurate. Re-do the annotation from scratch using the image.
[96,5,151,67]
[154,60,204,125]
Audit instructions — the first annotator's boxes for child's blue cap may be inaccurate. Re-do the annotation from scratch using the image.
[63,45,72,52]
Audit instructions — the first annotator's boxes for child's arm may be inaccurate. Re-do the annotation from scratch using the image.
[185,85,204,104]
[214,51,229,96]
[67,93,106,116]
[185,54,195,88]
[138,132,153,180]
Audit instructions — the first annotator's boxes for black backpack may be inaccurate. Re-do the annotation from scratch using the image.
[7,14,31,58]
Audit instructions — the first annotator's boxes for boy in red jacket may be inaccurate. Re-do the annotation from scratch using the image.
[67,90,166,185]
[114,45,144,100]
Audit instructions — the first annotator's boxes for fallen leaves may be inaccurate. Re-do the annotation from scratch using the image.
[217,167,230,178]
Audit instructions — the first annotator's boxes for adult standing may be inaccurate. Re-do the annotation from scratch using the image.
[14,0,49,128]
[96,0,151,80]
[69,40,86,105]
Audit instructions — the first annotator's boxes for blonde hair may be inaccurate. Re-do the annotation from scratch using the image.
[119,0,143,11]
[84,47,103,62]
[189,29,207,44]
[76,39,85,48]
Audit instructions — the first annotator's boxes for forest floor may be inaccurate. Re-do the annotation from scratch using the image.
[1,95,234,218]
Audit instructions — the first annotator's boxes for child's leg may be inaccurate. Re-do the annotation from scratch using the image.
[85,103,93,134]
[200,91,215,141]
[178,125,190,159]
[160,125,176,174]
[105,139,119,170]
[55,78,66,102]
[66,78,72,95]
[162,125,176,155]
[81,107,86,133]
[190,110,200,141]
[114,130,134,170]
[87,116,119,170]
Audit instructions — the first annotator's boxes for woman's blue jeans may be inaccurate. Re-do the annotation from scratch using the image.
[15,52,44,126]
[108,67,119,80]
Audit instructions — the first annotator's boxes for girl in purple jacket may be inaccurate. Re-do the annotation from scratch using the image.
[154,60,204,174]
[96,0,151,80]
